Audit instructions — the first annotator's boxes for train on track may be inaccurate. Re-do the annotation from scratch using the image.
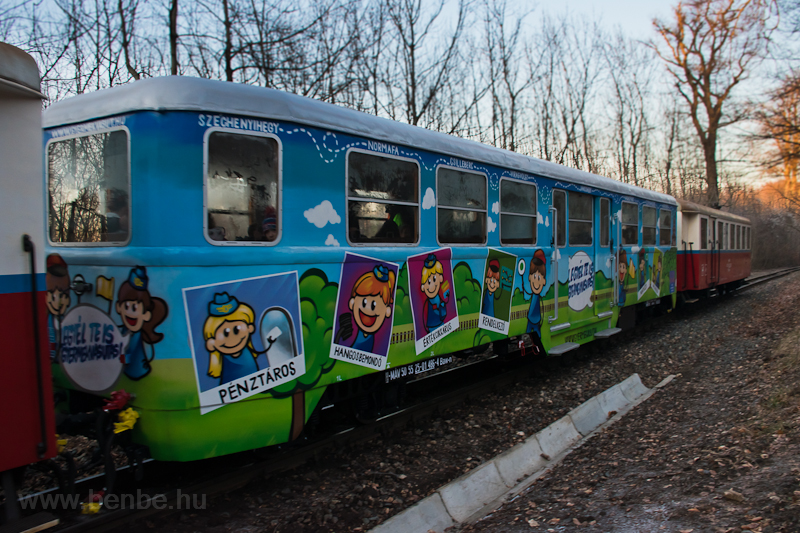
[1,42,752,515]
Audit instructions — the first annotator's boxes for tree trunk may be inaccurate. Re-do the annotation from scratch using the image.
[169,0,179,75]
[703,132,720,208]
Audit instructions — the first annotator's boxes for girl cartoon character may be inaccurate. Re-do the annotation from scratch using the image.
[46,254,71,361]
[526,250,547,336]
[654,256,663,288]
[618,249,628,306]
[482,259,501,318]
[421,254,450,333]
[116,266,168,380]
[203,292,266,386]
[347,265,396,352]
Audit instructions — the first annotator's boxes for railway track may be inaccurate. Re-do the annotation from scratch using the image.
[14,266,799,532]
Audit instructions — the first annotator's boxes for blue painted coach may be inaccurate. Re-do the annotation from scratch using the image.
[42,77,677,460]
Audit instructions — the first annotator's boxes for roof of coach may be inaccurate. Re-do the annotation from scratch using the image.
[677,199,750,224]
[0,42,44,98]
[43,76,676,206]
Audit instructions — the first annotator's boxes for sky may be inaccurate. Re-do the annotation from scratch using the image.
[541,0,675,40]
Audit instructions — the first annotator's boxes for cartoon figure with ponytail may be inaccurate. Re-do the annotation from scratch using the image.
[203,293,262,386]
[116,266,168,380]
[421,254,450,333]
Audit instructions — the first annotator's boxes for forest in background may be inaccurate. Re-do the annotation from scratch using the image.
[2,0,798,268]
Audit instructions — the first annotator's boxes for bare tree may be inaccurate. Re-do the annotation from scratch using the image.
[482,0,530,152]
[652,0,778,208]
[382,0,468,127]
[754,73,800,182]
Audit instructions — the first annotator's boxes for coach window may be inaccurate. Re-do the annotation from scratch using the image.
[553,190,566,247]
[500,179,537,245]
[700,217,708,250]
[48,129,130,245]
[206,131,280,244]
[747,227,751,249]
[660,209,673,246]
[642,206,657,245]
[600,198,610,247]
[437,167,487,245]
[621,202,638,246]
[347,150,418,244]
[569,191,593,246]
[717,221,723,249]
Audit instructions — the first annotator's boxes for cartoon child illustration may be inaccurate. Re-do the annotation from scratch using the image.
[116,266,168,380]
[347,265,396,352]
[526,250,547,337]
[45,254,71,361]
[618,249,628,306]
[638,249,648,290]
[654,256,663,289]
[482,259,501,318]
[204,292,271,385]
[421,254,450,333]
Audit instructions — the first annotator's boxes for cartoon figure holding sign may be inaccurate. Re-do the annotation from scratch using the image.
[45,254,71,361]
[421,254,450,333]
[203,292,280,386]
[116,266,168,380]
[526,250,547,337]
[347,265,396,352]
[482,259,501,318]
[618,249,628,306]
[638,249,648,290]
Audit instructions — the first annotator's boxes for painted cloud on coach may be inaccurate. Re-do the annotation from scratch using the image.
[422,188,436,210]
[304,200,341,228]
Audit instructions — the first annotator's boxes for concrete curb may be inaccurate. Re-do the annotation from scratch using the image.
[370,373,673,533]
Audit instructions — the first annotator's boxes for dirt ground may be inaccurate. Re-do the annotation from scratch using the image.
[458,274,800,533]
[119,273,800,533]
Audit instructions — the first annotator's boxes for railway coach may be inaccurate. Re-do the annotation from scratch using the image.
[677,199,751,298]
[0,43,55,522]
[41,76,682,462]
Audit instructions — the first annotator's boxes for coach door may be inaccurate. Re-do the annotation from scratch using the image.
[710,217,719,284]
[564,190,597,330]
[595,197,612,318]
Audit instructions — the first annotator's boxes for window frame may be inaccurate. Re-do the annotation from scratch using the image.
[553,189,567,248]
[499,176,538,247]
[600,197,610,248]
[621,201,639,247]
[435,164,488,246]
[46,125,133,247]
[659,208,674,247]
[700,216,708,250]
[568,190,594,247]
[345,147,421,247]
[203,127,283,247]
[642,205,657,246]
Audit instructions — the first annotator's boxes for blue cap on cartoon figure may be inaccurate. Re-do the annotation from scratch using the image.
[128,266,148,290]
[374,264,390,282]
[209,292,239,317]
[424,254,437,269]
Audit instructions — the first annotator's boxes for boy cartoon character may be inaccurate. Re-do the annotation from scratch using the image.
[203,292,275,386]
[482,259,501,318]
[526,250,547,337]
[347,264,396,352]
[421,254,450,333]
[46,254,71,361]
[638,249,648,290]
[116,266,168,380]
[654,256,663,288]
[618,249,628,306]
